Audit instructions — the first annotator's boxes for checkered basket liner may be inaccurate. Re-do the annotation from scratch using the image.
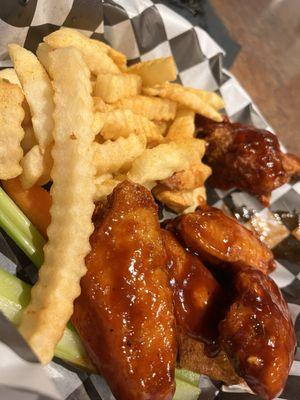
[0,1,299,399]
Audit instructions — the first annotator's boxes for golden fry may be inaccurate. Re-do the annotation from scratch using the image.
[143,82,222,122]
[166,108,195,141]
[44,28,120,75]
[93,133,146,175]
[0,79,24,180]
[19,47,95,364]
[115,95,177,121]
[100,109,163,145]
[19,144,52,188]
[8,44,54,150]
[128,56,177,86]
[127,139,205,188]
[94,73,141,103]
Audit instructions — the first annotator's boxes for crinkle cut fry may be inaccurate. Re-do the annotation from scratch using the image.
[18,47,95,364]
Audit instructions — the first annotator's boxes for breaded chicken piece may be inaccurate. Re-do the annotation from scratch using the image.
[72,181,176,400]
[166,206,275,274]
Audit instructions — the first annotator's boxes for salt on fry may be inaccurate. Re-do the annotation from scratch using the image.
[8,44,55,151]
[44,28,120,75]
[115,95,177,121]
[20,144,52,188]
[143,82,222,122]
[166,108,195,141]
[100,109,163,144]
[0,79,25,180]
[127,56,177,87]
[153,185,207,213]
[94,73,142,103]
[127,140,205,187]
[19,47,95,364]
[93,133,146,175]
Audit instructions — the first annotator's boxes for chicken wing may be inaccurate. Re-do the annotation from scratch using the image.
[161,229,242,385]
[161,229,227,344]
[196,116,300,205]
[72,181,177,400]
[219,270,296,399]
[165,206,275,274]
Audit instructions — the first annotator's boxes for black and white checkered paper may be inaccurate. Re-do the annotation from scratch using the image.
[0,1,299,399]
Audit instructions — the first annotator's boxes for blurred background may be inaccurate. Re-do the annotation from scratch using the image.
[170,0,300,154]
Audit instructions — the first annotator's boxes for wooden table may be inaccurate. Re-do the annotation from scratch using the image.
[210,0,300,154]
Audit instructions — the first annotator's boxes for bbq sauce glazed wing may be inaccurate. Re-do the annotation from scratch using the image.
[196,116,300,205]
[161,229,227,344]
[161,230,242,386]
[219,270,296,399]
[166,206,275,274]
[72,181,177,400]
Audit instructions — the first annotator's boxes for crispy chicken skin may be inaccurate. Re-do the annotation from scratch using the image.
[196,116,300,205]
[72,181,177,400]
[219,270,296,400]
[166,206,275,274]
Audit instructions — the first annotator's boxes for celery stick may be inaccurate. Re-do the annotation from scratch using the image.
[0,267,94,371]
[0,187,45,267]
[0,268,201,397]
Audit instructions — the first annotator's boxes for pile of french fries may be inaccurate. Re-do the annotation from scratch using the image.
[0,28,224,363]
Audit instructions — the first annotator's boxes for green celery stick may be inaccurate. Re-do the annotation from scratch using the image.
[0,267,94,371]
[0,187,45,267]
[0,268,201,396]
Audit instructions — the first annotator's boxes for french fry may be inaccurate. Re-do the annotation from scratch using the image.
[20,144,52,188]
[127,140,205,187]
[8,44,55,151]
[0,69,32,127]
[153,185,207,213]
[0,68,21,86]
[187,87,225,110]
[94,73,142,103]
[115,95,177,121]
[94,174,122,202]
[21,125,37,154]
[19,47,95,364]
[143,82,222,122]
[159,163,211,191]
[92,112,106,135]
[93,96,113,113]
[166,108,195,141]
[128,56,177,86]
[100,109,163,144]
[153,120,169,136]
[0,79,25,180]
[44,28,120,75]
[36,42,53,72]
[90,38,127,70]
[93,133,146,175]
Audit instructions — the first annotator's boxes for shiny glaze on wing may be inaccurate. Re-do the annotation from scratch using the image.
[166,206,275,274]
[219,270,296,399]
[161,229,227,348]
[196,116,300,205]
[72,181,176,400]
